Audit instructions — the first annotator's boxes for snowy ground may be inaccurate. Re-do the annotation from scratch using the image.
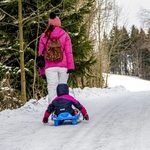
[0,74,150,150]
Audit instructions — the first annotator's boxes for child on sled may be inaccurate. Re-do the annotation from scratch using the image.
[42,83,89,123]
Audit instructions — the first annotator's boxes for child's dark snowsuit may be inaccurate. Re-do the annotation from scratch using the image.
[43,84,89,123]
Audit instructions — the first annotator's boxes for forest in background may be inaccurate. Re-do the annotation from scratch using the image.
[0,0,150,111]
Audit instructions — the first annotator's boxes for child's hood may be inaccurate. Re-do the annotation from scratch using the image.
[57,84,69,96]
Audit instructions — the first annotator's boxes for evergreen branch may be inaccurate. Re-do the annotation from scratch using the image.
[0,11,5,21]
[0,8,17,21]
[32,3,41,99]
[23,9,52,25]
[0,47,18,52]
[24,36,40,51]
[21,0,52,24]
[23,0,64,25]
[63,21,83,28]
[0,22,18,27]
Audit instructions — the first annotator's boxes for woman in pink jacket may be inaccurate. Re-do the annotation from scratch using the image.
[38,13,75,104]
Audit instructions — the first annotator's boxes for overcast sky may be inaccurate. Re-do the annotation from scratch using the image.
[116,0,150,30]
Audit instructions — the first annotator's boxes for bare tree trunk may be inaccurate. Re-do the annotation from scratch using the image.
[18,0,26,103]
[32,2,40,99]
[97,0,108,88]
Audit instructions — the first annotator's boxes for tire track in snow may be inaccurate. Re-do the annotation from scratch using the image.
[1,92,150,150]
[57,92,150,150]
[59,96,124,150]
[94,92,150,150]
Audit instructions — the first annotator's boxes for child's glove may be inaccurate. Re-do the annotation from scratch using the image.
[42,111,50,123]
[43,117,48,123]
[83,113,89,120]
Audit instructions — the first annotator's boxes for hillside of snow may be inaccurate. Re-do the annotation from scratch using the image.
[107,74,150,92]
[0,74,150,150]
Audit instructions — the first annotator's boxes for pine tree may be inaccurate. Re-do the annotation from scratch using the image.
[118,26,131,75]
[107,26,131,75]
[108,25,121,74]
[139,29,150,79]
[60,0,96,87]
[0,0,96,109]
[130,25,140,76]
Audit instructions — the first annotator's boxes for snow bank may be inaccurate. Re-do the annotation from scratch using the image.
[107,74,150,92]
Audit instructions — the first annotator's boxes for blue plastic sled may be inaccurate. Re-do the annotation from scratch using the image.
[51,112,80,126]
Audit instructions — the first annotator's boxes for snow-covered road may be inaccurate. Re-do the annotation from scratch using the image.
[0,88,150,150]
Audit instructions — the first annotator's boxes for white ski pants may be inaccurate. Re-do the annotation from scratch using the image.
[45,67,68,104]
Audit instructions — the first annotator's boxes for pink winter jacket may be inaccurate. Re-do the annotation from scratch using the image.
[38,27,75,73]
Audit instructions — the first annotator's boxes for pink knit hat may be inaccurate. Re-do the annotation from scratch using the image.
[48,13,61,27]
